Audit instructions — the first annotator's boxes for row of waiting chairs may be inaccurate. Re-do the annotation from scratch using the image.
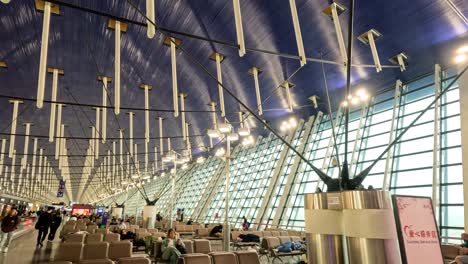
[134,228,166,240]
[181,251,260,264]
[51,241,150,264]
[65,233,120,244]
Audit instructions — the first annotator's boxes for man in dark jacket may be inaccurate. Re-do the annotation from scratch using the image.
[0,208,20,253]
[36,207,53,247]
[47,210,62,241]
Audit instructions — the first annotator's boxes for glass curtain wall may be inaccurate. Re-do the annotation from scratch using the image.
[100,67,462,243]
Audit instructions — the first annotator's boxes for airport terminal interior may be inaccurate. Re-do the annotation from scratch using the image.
[0,0,467,263]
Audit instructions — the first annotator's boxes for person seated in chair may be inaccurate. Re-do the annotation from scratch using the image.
[162,229,186,264]
[209,225,222,237]
[454,233,468,263]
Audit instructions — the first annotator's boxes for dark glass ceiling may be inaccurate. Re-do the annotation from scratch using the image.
[0,0,466,202]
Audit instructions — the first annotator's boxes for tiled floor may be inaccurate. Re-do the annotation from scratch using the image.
[0,227,61,264]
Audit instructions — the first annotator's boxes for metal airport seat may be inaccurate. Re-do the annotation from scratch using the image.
[108,241,132,261]
[82,242,109,260]
[104,233,120,243]
[182,253,211,264]
[54,242,84,263]
[193,239,211,254]
[65,233,86,243]
[183,240,194,254]
[79,260,115,264]
[235,251,261,264]
[86,233,104,243]
[118,257,151,264]
[209,252,237,264]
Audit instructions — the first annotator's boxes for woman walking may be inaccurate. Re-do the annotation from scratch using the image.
[0,208,20,253]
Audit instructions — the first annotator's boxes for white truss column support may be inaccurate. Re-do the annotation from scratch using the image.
[289,0,307,66]
[35,0,59,108]
[248,67,263,115]
[22,123,32,169]
[432,64,441,214]
[210,52,226,117]
[382,80,403,190]
[48,68,64,142]
[107,19,127,115]
[232,0,246,57]
[55,104,63,160]
[127,112,135,157]
[146,0,156,39]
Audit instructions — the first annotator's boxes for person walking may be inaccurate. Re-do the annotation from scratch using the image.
[36,207,53,247]
[0,208,20,253]
[47,210,62,241]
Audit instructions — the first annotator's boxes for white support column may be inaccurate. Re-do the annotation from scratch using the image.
[193,162,228,222]
[457,63,468,230]
[271,115,318,227]
[254,131,296,229]
[433,64,441,213]
[383,80,403,190]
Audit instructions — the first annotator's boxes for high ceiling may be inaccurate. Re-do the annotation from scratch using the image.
[0,0,466,203]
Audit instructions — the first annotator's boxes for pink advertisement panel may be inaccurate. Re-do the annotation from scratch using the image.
[394,196,443,264]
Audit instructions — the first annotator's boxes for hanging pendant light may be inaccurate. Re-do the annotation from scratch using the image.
[10,149,16,180]
[289,0,307,66]
[153,146,158,174]
[158,116,164,155]
[180,93,187,140]
[139,84,152,143]
[248,67,263,115]
[94,108,100,159]
[146,0,156,38]
[145,141,148,174]
[119,129,124,166]
[127,112,135,157]
[22,123,32,169]
[237,112,250,136]
[38,148,44,182]
[0,139,6,176]
[358,29,383,72]
[164,37,183,117]
[35,0,59,109]
[108,19,127,115]
[112,141,116,176]
[232,0,246,57]
[48,68,63,142]
[282,81,295,112]
[55,104,63,160]
[8,100,23,158]
[98,76,111,143]
[210,52,226,117]
[322,2,347,66]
